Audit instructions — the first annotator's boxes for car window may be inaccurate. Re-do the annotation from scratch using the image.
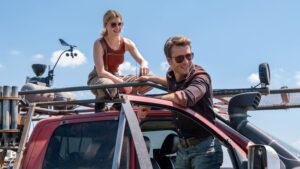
[143,130,236,169]
[42,120,129,169]
[143,130,176,157]
[140,106,246,169]
[221,145,235,169]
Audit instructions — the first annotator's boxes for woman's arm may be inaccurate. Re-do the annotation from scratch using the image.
[93,39,123,83]
[124,38,149,75]
[138,75,168,87]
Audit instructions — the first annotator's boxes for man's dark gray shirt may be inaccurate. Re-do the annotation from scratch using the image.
[166,64,215,139]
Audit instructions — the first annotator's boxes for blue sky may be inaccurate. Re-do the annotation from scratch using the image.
[1,1,300,150]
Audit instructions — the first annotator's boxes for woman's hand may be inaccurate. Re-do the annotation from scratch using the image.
[139,66,149,76]
[120,86,132,94]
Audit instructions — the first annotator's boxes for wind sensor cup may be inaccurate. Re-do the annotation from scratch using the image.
[32,64,47,77]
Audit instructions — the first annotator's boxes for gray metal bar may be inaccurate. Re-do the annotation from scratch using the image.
[21,106,94,115]
[13,103,36,169]
[2,86,11,146]
[112,105,126,169]
[19,82,167,95]
[0,86,2,147]
[269,88,300,94]
[121,96,152,169]
[213,87,300,96]
[256,104,300,110]
[10,86,18,129]
[0,86,3,130]
[213,87,269,96]
[18,80,300,98]
[34,98,121,107]
[10,86,18,146]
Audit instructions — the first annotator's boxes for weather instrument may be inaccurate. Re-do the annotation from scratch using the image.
[26,39,78,87]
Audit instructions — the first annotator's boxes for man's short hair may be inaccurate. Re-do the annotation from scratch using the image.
[164,35,191,58]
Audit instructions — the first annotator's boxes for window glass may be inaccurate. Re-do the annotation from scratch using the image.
[143,130,176,157]
[221,145,234,169]
[42,120,129,169]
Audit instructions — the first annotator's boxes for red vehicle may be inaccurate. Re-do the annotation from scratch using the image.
[1,63,300,169]
[15,90,300,169]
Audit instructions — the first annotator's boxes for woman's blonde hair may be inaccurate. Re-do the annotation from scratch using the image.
[101,10,123,36]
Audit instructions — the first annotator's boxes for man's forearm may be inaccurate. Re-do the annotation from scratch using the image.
[158,92,176,102]
[157,91,187,107]
[149,76,168,86]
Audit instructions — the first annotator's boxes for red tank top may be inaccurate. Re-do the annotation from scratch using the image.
[100,37,125,73]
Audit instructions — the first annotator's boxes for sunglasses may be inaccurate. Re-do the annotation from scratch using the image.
[172,53,194,63]
[110,22,123,28]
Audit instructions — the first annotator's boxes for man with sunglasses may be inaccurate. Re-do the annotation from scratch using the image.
[138,35,223,169]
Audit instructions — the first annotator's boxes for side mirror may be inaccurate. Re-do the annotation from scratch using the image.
[248,145,281,169]
[259,63,271,86]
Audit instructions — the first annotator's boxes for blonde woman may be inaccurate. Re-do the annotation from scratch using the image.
[88,10,151,111]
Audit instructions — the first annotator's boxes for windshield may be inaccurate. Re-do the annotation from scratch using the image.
[42,120,129,169]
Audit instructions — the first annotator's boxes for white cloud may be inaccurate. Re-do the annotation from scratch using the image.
[33,53,44,60]
[295,72,300,86]
[119,61,137,75]
[160,61,169,71]
[0,63,3,68]
[50,49,87,67]
[10,49,21,56]
[247,73,260,84]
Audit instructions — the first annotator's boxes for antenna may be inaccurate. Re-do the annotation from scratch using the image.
[46,39,78,86]
[52,39,77,71]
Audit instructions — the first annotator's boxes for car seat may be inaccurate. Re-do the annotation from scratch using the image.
[155,134,179,169]
[143,136,161,169]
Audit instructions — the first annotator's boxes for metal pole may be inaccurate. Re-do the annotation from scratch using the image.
[35,98,121,107]
[270,87,300,94]
[10,86,18,129]
[13,103,35,169]
[121,96,153,169]
[11,86,18,146]
[18,82,167,95]
[3,86,11,146]
[0,86,3,129]
[213,87,270,96]
[112,107,126,169]
[0,86,3,147]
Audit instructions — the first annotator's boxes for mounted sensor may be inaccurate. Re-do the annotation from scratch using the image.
[259,63,271,86]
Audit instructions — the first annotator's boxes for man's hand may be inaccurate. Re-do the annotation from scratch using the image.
[136,75,152,82]
[137,106,151,120]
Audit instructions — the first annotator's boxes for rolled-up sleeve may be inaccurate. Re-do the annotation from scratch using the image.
[179,74,210,107]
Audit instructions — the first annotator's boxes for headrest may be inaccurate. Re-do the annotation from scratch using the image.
[160,134,179,155]
[143,136,151,153]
